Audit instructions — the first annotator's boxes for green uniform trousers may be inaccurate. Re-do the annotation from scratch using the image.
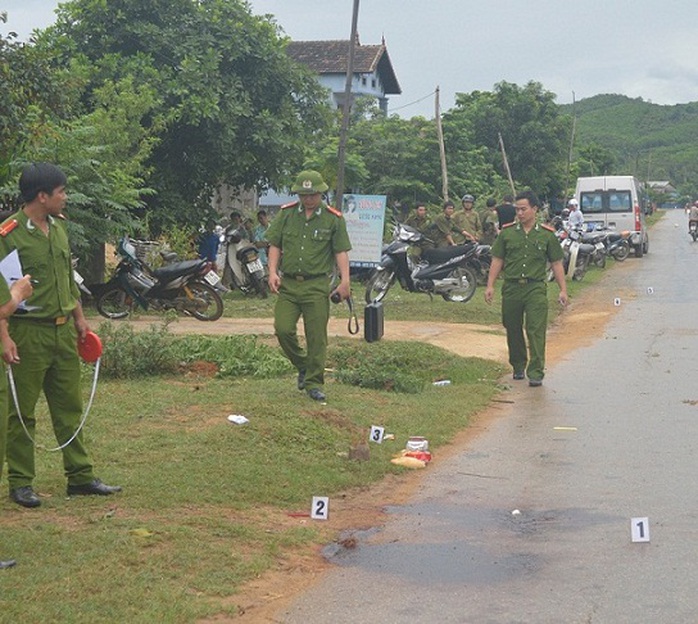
[6,320,94,489]
[501,280,549,381]
[274,276,330,391]
[0,368,7,482]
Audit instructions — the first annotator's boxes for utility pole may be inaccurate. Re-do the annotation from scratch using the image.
[564,91,577,199]
[335,0,360,212]
[498,132,516,197]
[435,86,449,201]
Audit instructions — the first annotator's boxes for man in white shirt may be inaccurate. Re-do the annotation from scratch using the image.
[567,198,584,230]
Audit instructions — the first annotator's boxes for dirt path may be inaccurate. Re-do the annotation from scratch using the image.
[106,264,633,622]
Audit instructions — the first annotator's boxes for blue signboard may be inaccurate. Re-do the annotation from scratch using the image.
[342,194,386,267]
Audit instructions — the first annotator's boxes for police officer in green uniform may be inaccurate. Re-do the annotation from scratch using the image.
[430,200,470,247]
[454,193,482,242]
[480,197,500,245]
[0,163,121,508]
[404,202,431,234]
[0,271,33,567]
[484,190,567,386]
[266,170,352,402]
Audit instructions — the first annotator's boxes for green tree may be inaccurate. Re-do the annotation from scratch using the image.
[0,13,79,195]
[37,0,332,231]
[0,75,158,275]
[446,81,572,200]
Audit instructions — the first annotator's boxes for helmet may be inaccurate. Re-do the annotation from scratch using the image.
[291,170,329,195]
[461,194,475,203]
[568,198,579,206]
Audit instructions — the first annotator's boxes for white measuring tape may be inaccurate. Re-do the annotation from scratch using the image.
[7,358,101,452]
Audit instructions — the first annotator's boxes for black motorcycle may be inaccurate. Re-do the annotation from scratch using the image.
[364,223,478,304]
[96,237,224,321]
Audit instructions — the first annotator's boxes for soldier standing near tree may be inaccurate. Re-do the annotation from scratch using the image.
[266,170,352,403]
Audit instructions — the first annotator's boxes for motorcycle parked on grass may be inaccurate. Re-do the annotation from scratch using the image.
[548,222,596,282]
[364,223,478,304]
[220,225,268,298]
[95,237,224,321]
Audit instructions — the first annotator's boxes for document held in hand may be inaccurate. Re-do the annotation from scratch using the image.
[0,249,40,311]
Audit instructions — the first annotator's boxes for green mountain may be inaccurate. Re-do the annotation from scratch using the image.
[561,94,698,199]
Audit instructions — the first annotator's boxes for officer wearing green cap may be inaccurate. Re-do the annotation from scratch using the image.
[484,190,567,386]
[266,170,352,402]
[0,163,121,509]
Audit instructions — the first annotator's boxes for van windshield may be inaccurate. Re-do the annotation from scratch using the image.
[580,191,632,214]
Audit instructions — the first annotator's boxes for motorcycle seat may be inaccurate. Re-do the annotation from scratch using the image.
[152,259,206,281]
[423,243,475,264]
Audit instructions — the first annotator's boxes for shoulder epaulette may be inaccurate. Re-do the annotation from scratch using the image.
[326,205,343,217]
[281,201,299,210]
[0,219,19,237]
[502,222,516,229]
[541,223,555,232]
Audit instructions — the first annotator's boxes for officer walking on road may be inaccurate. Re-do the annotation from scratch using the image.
[484,190,568,386]
[0,163,122,508]
[266,170,352,402]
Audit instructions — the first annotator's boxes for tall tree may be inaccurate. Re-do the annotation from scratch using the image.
[36,0,332,230]
[446,81,572,199]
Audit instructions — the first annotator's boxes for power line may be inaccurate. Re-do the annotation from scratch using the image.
[390,89,436,113]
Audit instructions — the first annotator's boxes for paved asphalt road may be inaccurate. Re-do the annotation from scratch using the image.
[280,214,698,624]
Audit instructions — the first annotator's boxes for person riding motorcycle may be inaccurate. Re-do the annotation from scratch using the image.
[689,201,698,224]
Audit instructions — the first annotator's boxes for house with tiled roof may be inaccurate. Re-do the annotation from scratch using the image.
[286,36,401,114]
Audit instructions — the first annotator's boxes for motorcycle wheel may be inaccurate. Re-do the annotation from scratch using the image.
[442,266,477,303]
[365,269,395,304]
[593,252,606,269]
[692,232,698,242]
[250,272,269,299]
[611,241,630,261]
[96,286,132,319]
[572,256,590,281]
[183,281,224,321]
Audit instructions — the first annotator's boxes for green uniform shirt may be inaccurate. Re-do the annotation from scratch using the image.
[0,277,10,309]
[404,212,431,234]
[481,211,499,245]
[430,214,462,247]
[0,211,80,319]
[491,222,564,282]
[454,210,482,239]
[266,201,352,276]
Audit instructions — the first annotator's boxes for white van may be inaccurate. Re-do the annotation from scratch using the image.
[574,175,649,257]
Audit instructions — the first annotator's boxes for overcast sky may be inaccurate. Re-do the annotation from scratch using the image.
[4,0,698,118]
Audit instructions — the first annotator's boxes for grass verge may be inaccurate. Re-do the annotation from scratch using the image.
[0,336,504,623]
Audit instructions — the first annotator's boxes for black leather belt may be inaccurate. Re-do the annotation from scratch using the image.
[13,315,70,325]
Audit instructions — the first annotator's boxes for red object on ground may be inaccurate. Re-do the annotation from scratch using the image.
[78,330,103,362]
[404,450,432,463]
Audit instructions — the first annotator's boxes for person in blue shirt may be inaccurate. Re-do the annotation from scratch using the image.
[197,219,220,270]
[252,210,270,267]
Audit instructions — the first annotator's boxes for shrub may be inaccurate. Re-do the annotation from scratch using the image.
[97,320,179,379]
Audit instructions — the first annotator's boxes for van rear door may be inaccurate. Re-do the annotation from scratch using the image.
[579,189,634,231]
